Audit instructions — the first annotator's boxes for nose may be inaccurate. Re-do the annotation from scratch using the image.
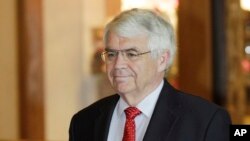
[113,51,127,68]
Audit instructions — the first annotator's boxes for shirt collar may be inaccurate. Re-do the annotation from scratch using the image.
[116,80,164,118]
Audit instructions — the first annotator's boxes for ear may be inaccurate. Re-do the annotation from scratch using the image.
[157,51,169,72]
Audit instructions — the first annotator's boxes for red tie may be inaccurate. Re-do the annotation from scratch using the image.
[122,107,142,141]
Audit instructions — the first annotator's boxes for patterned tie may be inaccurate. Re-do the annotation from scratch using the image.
[122,107,142,141]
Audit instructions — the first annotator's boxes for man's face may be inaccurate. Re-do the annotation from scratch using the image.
[105,32,164,96]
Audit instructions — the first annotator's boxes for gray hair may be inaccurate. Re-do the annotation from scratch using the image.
[104,8,176,70]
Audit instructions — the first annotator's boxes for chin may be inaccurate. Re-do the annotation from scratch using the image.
[112,78,134,93]
[115,85,133,94]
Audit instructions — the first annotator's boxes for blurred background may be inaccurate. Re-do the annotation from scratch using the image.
[0,0,250,140]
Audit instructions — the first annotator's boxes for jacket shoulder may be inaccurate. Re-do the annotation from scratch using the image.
[174,90,230,123]
[69,94,119,140]
[179,91,222,113]
[74,94,119,119]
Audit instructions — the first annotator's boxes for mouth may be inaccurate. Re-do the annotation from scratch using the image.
[114,75,129,77]
[111,70,132,81]
[113,76,130,82]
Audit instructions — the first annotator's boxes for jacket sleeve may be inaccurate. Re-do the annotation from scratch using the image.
[205,108,232,141]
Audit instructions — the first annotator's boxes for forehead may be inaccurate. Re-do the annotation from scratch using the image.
[106,32,148,50]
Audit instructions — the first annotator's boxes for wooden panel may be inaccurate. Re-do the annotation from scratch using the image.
[178,0,212,100]
[226,0,246,124]
[18,0,44,139]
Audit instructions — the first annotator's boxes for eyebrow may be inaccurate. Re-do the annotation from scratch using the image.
[105,47,140,52]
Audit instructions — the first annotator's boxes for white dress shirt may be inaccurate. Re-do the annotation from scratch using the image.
[107,80,164,141]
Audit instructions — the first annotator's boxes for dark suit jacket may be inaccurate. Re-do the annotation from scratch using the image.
[69,80,231,141]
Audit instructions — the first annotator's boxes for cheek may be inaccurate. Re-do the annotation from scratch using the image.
[129,63,146,82]
[105,65,113,79]
[139,61,157,78]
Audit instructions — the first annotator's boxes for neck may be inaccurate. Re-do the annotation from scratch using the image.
[121,78,163,106]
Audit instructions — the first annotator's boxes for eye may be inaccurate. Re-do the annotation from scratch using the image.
[106,52,117,58]
[126,51,138,58]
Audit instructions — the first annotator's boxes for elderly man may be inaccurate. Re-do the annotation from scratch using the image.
[69,8,231,141]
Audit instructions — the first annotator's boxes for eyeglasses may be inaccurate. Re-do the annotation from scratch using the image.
[101,49,151,63]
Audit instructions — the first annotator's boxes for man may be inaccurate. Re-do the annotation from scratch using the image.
[69,8,231,141]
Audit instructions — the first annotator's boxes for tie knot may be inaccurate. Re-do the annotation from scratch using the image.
[124,107,141,120]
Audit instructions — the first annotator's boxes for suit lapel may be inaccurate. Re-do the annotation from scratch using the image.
[94,95,119,141]
[143,80,182,141]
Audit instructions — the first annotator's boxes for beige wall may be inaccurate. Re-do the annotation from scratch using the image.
[82,0,106,76]
[43,0,105,140]
[43,0,82,140]
[0,0,106,140]
[0,0,19,139]
[80,0,107,108]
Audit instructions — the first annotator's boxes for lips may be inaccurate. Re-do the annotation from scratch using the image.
[112,72,131,78]
[111,69,132,80]
[113,76,130,82]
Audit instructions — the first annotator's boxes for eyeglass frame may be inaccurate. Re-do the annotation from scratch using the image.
[100,48,152,63]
